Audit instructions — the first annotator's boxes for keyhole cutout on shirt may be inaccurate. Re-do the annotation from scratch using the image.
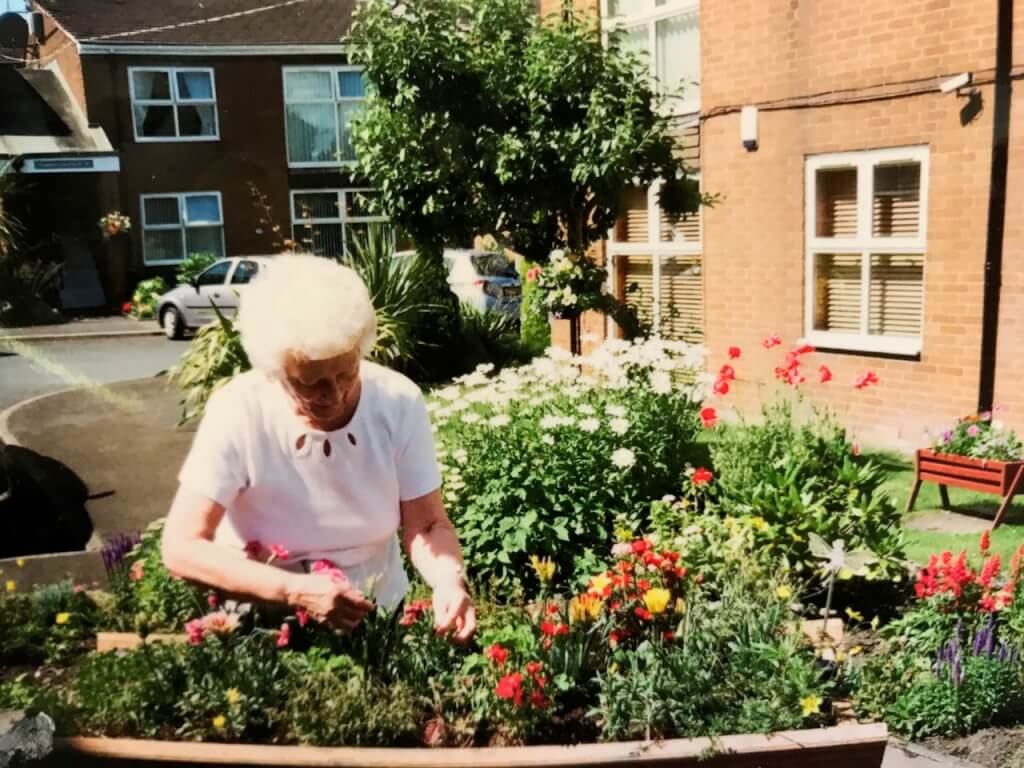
[323,439,332,457]
[347,433,357,447]
[295,435,307,452]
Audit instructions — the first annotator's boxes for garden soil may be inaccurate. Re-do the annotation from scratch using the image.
[926,727,1024,767]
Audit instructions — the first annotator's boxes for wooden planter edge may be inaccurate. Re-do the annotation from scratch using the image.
[53,723,889,767]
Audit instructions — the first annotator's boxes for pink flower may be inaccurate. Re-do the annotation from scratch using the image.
[276,622,291,648]
[851,441,861,456]
[728,346,742,359]
[762,334,782,349]
[526,266,542,282]
[700,407,718,428]
[296,607,309,628]
[311,559,348,582]
[967,425,981,437]
[399,599,432,627]
[243,541,262,559]
[818,365,833,383]
[268,544,290,562]
[207,593,219,609]
[129,560,145,582]
[73,584,86,594]
[713,378,730,396]
[794,343,816,356]
[854,371,879,390]
[692,467,714,486]
[611,541,633,557]
[185,619,205,646]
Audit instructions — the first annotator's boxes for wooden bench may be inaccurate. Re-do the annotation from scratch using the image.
[907,449,1024,529]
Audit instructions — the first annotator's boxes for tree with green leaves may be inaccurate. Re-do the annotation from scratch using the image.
[348,0,705,347]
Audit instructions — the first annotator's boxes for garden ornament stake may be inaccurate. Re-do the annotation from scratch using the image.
[808,534,875,645]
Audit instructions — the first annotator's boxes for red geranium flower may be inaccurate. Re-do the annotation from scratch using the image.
[728,346,742,359]
[496,673,524,707]
[700,407,718,428]
[631,539,651,554]
[530,691,549,709]
[692,467,714,486]
[276,622,291,648]
[526,661,544,677]
[486,644,509,667]
[121,301,133,314]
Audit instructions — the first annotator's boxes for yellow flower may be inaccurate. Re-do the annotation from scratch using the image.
[212,715,226,730]
[15,559,24,568]
[674,597,686,615]
[5,580,14,593]
[845,607,864,622]
[849,646,863,656]
[776,585,793,600]
[800,694,822,717]
[569,594,603,624]
[588,573,612,595]
[614,526,633,543]
[750,517,768,533]
[55,612,71,626]
[529,555,556,585]
[226,688,241,706]
[835,650,847,663]
[643,588,672,615]
[870,616,880,632]
[790,531,805,543]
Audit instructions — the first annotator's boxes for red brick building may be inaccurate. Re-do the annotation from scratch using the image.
[545,0,1024,450]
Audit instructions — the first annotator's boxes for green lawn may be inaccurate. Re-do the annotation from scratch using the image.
[865,451,1024,565]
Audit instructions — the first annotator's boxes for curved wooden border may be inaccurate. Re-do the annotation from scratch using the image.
[53,724,888,767]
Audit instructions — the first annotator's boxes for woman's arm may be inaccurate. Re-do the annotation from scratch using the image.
[162,486,374,629]
[400,489,476,642]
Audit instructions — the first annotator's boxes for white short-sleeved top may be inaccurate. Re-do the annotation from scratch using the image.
[177,361,441,610]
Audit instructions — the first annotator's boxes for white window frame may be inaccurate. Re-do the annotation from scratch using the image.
[282,65,365,169]
[600,0,700,116]
[607,177,702,336]
[128,67,219,143]
[140,191,226,266]
[804,145,929,356]
[289,188,388,256]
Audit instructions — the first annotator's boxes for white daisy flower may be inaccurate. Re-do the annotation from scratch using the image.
[461,413,482,424]
[489,414,511,427]
[542,434,555,446]
[610,418,630,435]
[611,448,636,469]
[540,414,561,430]
[579,418,600,433]
[607,404,628,418]
[651,371,673,395]
[578,404,596,415]
[453,449,468,464]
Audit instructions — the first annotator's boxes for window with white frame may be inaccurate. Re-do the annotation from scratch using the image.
[141,192,225,265]
[602,0,700,114]
[608,179,703,341]
[805,146,928,356]
[290,189,388,257]
[283,67,366,167]
[129,68,218,141]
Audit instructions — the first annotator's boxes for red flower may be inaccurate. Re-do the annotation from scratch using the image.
[637,579,651,591]
[692,467,714,486]
[818,365,833,383]
[980,530,991,554]
[719,364,736,382]
[728,346,742,359]
[530,691,549,709]
[486,644,509,667]
[631,539,651,554]
[979,555,1002,588]
[713,378,730,396]
[540,621,568,636]
[662,551,681,563]
[243,540,262,559]
[129,560,145,582]
[296,607,309,628]
[609,629,629,647]
[663,631,676,642]
[634,607,652,621]
[526,661,544,677]
[185,619,205,646]
[762,334,782,349]
[121,301,133,314]
[700,407,718,428]
[546,603,561,616]
[794,343,816,356]
[311,559,348,582]
[526,266,542,282]
[276,622,291,648]
[496,673,524,707]
[854,371,879,390]
[268,544,290,561]
[207,593,218,609]
[399,599,431,627]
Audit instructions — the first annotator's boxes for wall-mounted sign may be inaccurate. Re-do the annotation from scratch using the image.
[21,155,120,174]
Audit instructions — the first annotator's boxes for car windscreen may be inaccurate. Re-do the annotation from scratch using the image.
[470,252,517,278]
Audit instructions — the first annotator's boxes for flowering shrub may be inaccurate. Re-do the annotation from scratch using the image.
[430,340,706,592]
[0,577,99,667]
[527,250,608,317]
[98,211,131,238]
[124,277,168,320]
[930,411,1024,462]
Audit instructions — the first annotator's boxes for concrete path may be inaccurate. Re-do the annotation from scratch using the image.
[0,316,161,342]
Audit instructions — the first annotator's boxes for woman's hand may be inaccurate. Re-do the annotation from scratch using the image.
[432,582,476,644]
[286,573,375,632]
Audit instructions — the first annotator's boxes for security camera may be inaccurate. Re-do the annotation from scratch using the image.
[939,73,972,94]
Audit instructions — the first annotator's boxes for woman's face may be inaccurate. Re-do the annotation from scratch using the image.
[281,349,362,429]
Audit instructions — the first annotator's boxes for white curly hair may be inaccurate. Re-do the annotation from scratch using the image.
[237,253,377,374]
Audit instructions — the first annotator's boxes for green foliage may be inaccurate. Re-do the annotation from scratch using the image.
[175,253,219,285]
[455,303,529,373]
[931,412,1024,461]
[709,401,906,578]
[129,277,169,320]
[519,261,550,355]
[0,579,99,667]
[348,0,702,262]
[432,340,703,593]
[0,160,24,260]
[108,520,205,633]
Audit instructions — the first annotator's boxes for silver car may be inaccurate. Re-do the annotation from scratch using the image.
[395,248,522,316]
[156,256,274,339]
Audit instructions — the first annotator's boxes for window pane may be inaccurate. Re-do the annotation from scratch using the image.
[338,71,365,98]
[134,104,176,137]
[619,254,654,330]
[184,195,222,224]
[656,12,699,102]
[873,162,921,237]
[196,260,232,286]
[613,186,650,243]
[869,253,923,337]
[177,104,217,136]
[284,70,333,101]
[661,209,700,243]
[607,0,649,17]
[619,24,649,62]
[338,102,364,162]
[143,196,181,225]
[345,190,381,218]
[659,255,703,342]
[293,222,343,257]
[144,229,184,263]
[815,168,858,238]
[176,71,213,100]
[231,261,260,285]
[132,70,170,100]
[813,253,862,332]
[286,103,339,163]
[186,227,225,260]
[294,192,340,220]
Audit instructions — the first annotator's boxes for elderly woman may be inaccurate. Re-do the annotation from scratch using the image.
[162,254,475,641]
